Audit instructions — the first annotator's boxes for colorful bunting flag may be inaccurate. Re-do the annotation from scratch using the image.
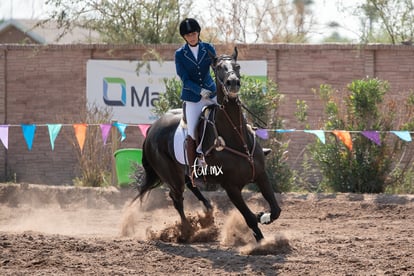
[1,123,414,153]
[304,130,326,144]
[47,124,62,150]
[21,124,36,151]
[275,129,296,133]
[73,123,88,152]
[391,131,412,142]
[256,129,269,139]
[333,130,353,151]
[100,124,112,145]
[0,125,9,149]
[113,122,127,141]
[138,124,151,138]
[361,131,381,145]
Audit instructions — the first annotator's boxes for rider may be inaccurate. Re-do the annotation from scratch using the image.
[175,18,217,172]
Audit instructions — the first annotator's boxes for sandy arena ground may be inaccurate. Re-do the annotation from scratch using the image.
[0,183,413,275]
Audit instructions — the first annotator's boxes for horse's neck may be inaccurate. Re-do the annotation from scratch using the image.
[216,100,249,141]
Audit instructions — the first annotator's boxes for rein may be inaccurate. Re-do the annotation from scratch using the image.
[240,102,268,129]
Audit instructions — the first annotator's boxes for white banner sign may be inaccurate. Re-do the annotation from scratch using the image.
[87,60,267,124]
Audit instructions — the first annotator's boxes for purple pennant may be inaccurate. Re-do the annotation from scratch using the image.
[256,129,269,139]
[0,125,9,149]
[100,124,112,145]
[361,131,381,145]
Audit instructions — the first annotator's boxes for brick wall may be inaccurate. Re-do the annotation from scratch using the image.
[0,44,413,185]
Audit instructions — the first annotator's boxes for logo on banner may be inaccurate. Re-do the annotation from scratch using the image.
[103,77,126,106]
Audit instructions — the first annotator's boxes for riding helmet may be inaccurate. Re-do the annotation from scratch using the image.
[179,18,201,36]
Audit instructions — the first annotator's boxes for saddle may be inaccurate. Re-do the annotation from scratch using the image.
[175,103,271,171]
[183,102,272,156]
[181,102,217,160]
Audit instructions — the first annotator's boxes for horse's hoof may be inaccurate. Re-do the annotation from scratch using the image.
[258,212,271,224]
[263,148,272,156]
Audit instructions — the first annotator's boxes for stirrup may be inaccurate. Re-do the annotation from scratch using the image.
[196,154,207,167]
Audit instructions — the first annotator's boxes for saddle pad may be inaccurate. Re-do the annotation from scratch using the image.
[173,123,187,165]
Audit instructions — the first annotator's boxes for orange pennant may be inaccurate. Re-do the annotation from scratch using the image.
[73,123,88,152]
[333,130,353,151]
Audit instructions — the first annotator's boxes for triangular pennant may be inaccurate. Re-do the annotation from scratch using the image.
[100,124,112,145]
[332,130,353,151]
[304,130,325,144]
[73,123,88,152]
[113,122,127,141]
[275,129,295,133]
[391,131,412,142]
[47,124,62,150]
[138,124,151,138]
[361,131,381,145]
[256,129,269,139]
[21,124,36,151]
[0,125,9,149]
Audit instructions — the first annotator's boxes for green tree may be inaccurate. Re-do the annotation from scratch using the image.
[202,0,315,43]
[44,0,193,44]
[354,0,414,44]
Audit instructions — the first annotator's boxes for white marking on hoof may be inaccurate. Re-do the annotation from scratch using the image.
[260,213,271,224]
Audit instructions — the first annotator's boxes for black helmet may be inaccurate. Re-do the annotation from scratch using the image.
[179,18,201,36]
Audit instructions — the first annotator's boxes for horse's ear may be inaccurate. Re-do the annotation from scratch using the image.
[208,50,218,67]
[232,46,238,61]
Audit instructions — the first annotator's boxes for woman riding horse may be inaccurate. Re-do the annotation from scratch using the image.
[175,18,217,180]
[134,44,282,242]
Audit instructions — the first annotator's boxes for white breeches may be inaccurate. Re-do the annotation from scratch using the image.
[185,96,217,139]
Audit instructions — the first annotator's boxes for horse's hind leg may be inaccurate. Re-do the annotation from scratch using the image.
[168,180,193,242]
[224,186,264,242]
[185,175,213,211]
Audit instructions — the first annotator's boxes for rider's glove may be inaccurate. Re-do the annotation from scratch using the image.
[200,88,212,99]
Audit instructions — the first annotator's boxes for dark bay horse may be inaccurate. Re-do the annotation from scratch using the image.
[133,47,281,242]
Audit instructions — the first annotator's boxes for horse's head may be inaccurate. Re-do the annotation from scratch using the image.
[210,47,241,100]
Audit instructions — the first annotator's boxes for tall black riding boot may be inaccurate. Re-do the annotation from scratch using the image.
[185,135,197,177]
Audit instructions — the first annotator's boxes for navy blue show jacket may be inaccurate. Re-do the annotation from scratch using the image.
[175,42,217,102]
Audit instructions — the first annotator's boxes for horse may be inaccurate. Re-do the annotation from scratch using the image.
[133,47,281,242]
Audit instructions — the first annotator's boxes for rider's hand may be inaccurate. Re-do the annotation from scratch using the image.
[200,88,212,99]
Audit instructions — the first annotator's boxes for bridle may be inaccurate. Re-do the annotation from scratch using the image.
[212,56,240,103]
[205,56,257,181]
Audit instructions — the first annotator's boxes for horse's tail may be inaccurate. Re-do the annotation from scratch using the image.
[130,141,162,205]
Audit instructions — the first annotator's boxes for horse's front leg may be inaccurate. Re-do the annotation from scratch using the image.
[185,175,213,212]
[255,173,281,224]
[224,185,264,242]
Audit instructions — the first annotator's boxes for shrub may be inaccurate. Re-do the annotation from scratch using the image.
[305,78,414,193]
[71,104,113,187]
[152,77,182,116]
